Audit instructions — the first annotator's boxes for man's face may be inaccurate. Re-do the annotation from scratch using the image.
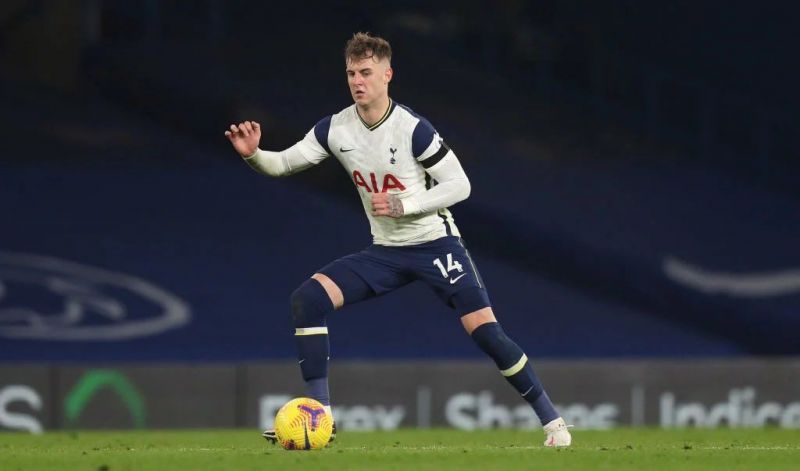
[346,54,392,107]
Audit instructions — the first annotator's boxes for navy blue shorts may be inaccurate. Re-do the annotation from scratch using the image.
[318,236,491,315]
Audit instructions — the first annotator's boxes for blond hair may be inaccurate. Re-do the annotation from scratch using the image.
[344,32,392,63]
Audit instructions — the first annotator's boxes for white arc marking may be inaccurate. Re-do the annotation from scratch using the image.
[0,251,190,340]
[663,256,800,297]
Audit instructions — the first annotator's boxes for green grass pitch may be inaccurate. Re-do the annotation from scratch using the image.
[2,428,798,470]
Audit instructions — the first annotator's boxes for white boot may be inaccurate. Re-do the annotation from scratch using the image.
[543,417,572,447]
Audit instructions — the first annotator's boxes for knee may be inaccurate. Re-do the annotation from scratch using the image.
[291,279,334,327]
[460,306,496,335]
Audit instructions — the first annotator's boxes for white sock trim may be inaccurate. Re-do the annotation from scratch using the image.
[295,327,329,336]
[500,353,528,377]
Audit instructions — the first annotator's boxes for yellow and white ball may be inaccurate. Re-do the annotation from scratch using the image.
[274,397,333,450]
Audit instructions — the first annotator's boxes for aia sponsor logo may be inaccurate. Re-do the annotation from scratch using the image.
[352,171,406,193]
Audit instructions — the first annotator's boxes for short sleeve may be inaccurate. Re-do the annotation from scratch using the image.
[296,115,332,164]
[413,118,451,169]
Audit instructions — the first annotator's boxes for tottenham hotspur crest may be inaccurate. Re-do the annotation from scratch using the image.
[389,147,397,164]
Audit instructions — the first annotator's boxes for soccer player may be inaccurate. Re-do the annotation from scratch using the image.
[225,32,572,447]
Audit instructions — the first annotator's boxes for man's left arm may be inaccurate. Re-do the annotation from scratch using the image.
[371,151,471,217]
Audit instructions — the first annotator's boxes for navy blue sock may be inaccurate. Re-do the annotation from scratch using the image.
[305,377,330,407]
[471,322,559,425]
[291,279,335,406]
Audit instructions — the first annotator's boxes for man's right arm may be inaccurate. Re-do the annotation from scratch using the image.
[243,144,318,177]
[226,118,331,177]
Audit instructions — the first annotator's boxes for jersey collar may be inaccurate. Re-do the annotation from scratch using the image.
[356,99,396,131]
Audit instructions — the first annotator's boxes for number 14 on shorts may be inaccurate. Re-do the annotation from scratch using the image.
[433,253,463,278]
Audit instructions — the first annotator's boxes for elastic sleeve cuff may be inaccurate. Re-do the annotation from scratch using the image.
[401,196,423,215]
[243,148,261,160]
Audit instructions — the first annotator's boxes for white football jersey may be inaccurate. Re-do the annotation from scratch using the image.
[293,100,462,246]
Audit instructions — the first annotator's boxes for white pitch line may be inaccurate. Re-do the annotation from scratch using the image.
[330,445,799,452]
[689,446,799,451]
[332,445,544,452]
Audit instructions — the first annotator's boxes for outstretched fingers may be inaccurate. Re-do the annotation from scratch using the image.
[224,123,239,139]
[225,121,261,158]
[225,121,260,135]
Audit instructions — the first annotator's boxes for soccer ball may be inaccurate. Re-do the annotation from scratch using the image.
[274,397,333,450]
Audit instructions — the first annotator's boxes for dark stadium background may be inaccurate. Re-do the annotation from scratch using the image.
[1,3,797,361]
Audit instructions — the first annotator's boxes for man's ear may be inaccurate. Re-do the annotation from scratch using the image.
[384,66,393,84]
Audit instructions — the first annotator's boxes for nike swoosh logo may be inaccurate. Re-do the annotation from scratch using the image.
[339,147,354,153]
[663,256,800,297]
[449,273,467,284]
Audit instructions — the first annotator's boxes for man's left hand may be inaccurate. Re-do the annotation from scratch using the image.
[371,193,404,218]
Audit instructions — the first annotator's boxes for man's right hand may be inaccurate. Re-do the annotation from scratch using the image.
[225,121,261,158]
